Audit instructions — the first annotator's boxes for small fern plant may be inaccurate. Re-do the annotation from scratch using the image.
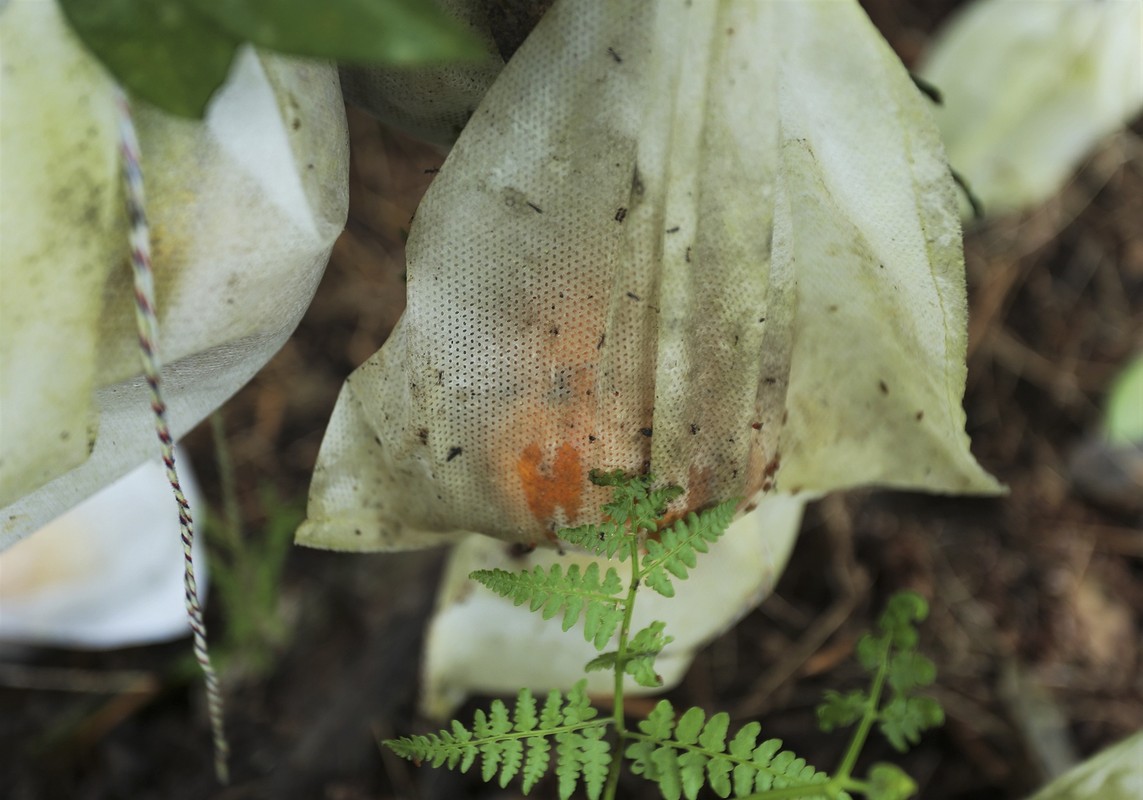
[384,470,943,800]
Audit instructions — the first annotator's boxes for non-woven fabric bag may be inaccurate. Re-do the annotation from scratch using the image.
[299,0,1000,555]
[0,448,207,649]
[0,0,348,548]
[919,0,1143,216]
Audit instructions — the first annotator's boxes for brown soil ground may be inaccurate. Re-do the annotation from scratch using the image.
[3,3,1141,799]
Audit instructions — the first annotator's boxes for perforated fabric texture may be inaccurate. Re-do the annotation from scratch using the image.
[299,0,1000,553]
[0,2,348,548]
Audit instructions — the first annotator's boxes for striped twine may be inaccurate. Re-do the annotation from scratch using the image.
[114,87,230,784]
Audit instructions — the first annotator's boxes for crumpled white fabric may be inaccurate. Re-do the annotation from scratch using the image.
[299,0,1000,555]
[422,493,807,719]
[0,448,207,649]
[1025,728,1143,800]
[0,0,349,549]
[920,0,1143,216]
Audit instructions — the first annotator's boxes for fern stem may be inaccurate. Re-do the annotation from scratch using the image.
[603,534,643,800]
[466,720,606,747]
[833,639,891,783]
[603,739,623,799]
[735,785,834,800]
[209,412,243,551]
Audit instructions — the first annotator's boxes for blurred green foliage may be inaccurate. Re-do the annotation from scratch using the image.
[59,0,484,117]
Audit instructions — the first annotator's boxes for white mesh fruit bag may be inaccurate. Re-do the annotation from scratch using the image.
[298,0,1001,554]
[0,0,348,547]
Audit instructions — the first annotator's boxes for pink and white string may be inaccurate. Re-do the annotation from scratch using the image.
[113,86,230,784]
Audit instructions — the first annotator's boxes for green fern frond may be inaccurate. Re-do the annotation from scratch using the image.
[641,499,737,597]
[555,726,612,800]
[384,683,609,795]
[598,479,647,533]
[559,518,630,559]
[561,679,599,725]
[878,695,945,753]
[541,688,565,728]
[644,483,686,520]
[586,470,685,536]
[628,621,672,653]
[471,562,625,649]
[586,468,632,487]
[626,702,830,800]
[817,591,942,757]
[584,622,673,687]
[560,472,685,557]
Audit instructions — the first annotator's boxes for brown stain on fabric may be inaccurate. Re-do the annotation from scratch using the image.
[516,441,585,526]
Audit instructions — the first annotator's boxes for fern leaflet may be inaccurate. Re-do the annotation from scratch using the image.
[584,621,672,688]
[641,499,737,597]
[471,562,624,649]
[386,682,610,796]
[556,725,612,800]
[625,701,831,799]
[559,518,629,559]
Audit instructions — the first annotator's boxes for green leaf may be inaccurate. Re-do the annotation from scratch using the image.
[59,0,239,118]
[647,484,686,516]
[514,688,537,732]
[887,651,937,694]
[583,651,617,674]
[589,471,685,537]
[817,689,868,732]
[522,736,551,794]
[625,740,658,780]
[540,689,563,729]
[706,754,733,798]
[651,745,684,800]
[562,680,598,725]
[639,700,677,739]
[866,762,919,800]
[558,521,618,558]
[676,717,731,795]
[626,656,663,689]
[625,712,830,800]
[470,563,624,650]
[620,622,673,687]
[856,633,887,672]
[878,695,944,752]
[499,738,523,788]
[555,731,582,800]
[186,0,484,64]
[581,726,611,800]
[879,591,928,647]
[675,707,705,746]
[554,727,612,800]
[583,645,666,688]
[640,500,737,597]
[729,728,761,796]
[678,749,709,800]
[385,684,610,795]
[699,712,730,752]
[588,468,632,487]
[60,0,483,120]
